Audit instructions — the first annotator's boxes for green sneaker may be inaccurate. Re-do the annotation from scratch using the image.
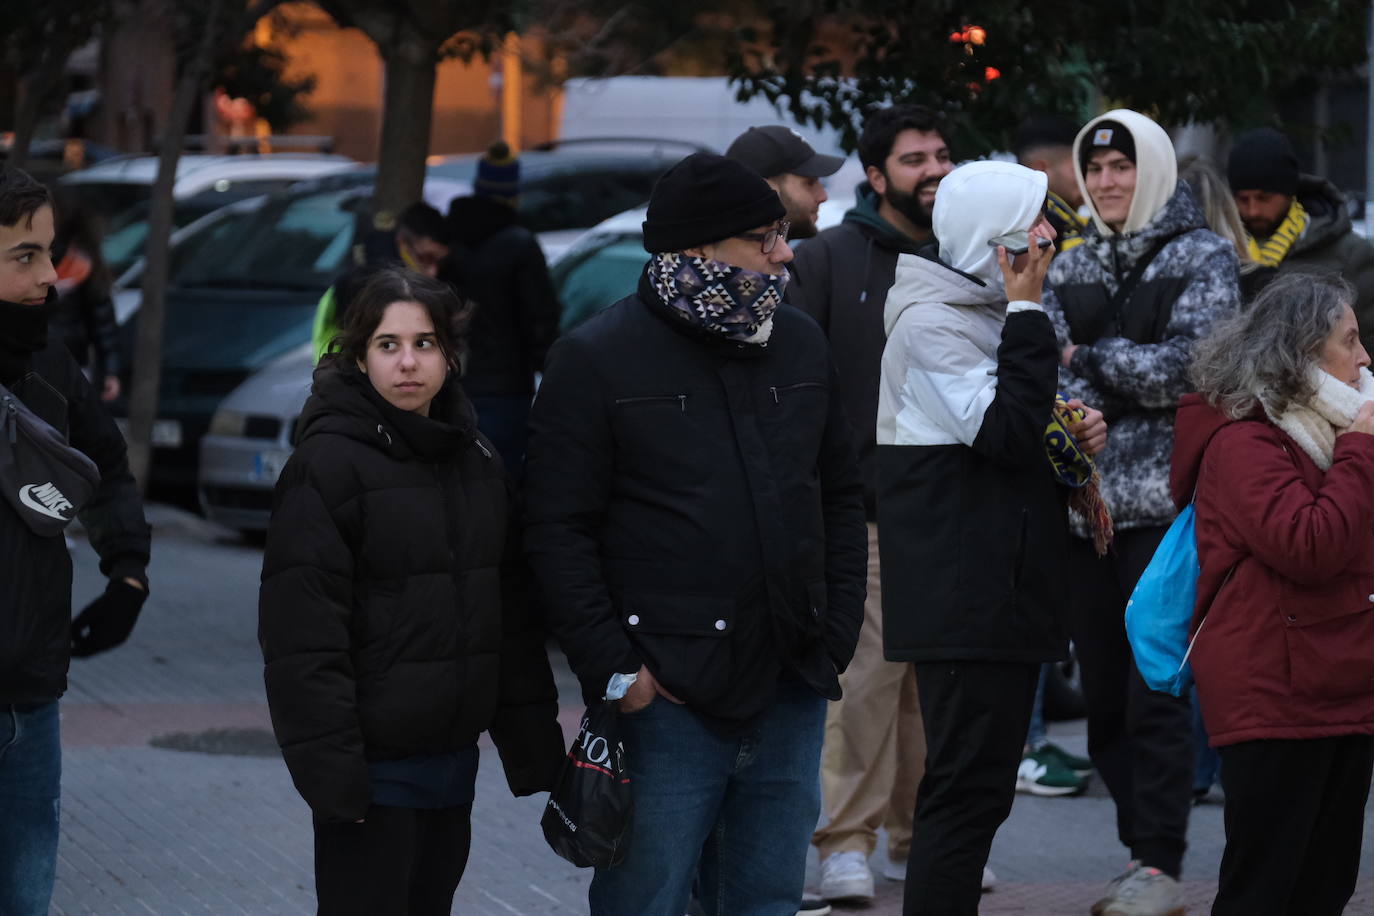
[1041,741,1093,776]
[1016,747,1087,796]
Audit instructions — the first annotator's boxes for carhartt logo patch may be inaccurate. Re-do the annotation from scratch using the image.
[1093,128,1114,146]
[19,482,74,520]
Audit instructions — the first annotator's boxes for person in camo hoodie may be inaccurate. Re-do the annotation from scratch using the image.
[1041,109,1241,916]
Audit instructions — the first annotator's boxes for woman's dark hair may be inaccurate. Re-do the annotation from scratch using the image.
[324,267,470,373]
[50,185,112,298]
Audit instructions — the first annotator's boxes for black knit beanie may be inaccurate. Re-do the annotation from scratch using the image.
[1079,119,1136,172]
[1227,127,1299,196]
[642,152,785,253]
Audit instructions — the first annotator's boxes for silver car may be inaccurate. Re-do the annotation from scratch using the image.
[198,344,313,533]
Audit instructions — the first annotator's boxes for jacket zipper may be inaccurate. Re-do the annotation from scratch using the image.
[614,394,687,412]
[769,382,825,403]
[473,436,492,459]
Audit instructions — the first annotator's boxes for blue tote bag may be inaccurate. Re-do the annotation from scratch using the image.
[1124,504,1201,697]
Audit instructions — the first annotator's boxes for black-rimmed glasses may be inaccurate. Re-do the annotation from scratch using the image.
[735,219,791,254]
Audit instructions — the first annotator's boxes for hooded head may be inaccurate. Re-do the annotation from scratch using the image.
[1074,109,1177,235]
[933,160,1048,286]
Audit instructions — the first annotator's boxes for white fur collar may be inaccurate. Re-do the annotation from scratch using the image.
[1266,367,1374,470]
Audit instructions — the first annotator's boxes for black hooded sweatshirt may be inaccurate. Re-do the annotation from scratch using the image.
[258,363,562,822]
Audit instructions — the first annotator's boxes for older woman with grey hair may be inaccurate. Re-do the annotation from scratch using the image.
[1170,271,1374,915]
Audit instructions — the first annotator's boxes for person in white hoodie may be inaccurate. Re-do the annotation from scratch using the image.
[876,160,1107,914]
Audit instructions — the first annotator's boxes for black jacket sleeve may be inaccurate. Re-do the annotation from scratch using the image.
[524,335,642,700]
[489,480,565,796]
[513,235,561,375]
[970,309,1060,468]
[67,357,149,585]
[786,236,832,331]
[83,292,122,379]
[258,461,370,823]
[817,357,868,671]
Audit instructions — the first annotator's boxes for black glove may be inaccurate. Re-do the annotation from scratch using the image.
[71,579,147,658]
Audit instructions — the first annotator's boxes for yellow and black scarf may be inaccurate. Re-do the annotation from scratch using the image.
[1044,395,1114,556]
[1046,191,1088,253]
[1245,198,1308,267]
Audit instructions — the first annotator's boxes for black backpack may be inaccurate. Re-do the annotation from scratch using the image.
[0,380,100,537]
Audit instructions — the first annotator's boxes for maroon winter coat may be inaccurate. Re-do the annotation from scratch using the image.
[1171,392,1374,747]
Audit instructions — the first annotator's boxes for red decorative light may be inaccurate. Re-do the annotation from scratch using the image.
[985,66,1001,81]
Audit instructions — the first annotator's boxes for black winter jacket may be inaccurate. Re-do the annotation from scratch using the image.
[258,365,562,823]
[875,257,1068,663]
[0,341,150,704]
[442,197,560,398]
[788,184,937,517]
[524,276,868,727]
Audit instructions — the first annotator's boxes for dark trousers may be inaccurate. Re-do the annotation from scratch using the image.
[1066,526,1193,877]
[904,661,1039,916]
[313,803,473,916]
[1212,735,1374,916]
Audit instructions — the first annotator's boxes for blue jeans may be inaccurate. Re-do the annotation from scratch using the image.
[1191,687,1221,793]
[590,680,827,916]
[0,701,61,916]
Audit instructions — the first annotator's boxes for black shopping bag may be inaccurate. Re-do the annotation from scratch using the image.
[541,700,632,868]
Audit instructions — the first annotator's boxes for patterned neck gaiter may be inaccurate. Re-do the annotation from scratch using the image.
[647,252,788,345]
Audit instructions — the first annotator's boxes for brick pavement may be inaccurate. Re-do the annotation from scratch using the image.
[48,511,1374,914]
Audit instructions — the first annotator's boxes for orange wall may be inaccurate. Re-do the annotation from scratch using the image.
[271,4,558,162]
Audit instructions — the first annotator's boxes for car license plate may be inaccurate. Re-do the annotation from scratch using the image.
[114,418,183,449]
[252,451,287,483]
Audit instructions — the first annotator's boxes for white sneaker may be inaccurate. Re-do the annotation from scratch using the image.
[818,850,874,903]
[982,865,997,892]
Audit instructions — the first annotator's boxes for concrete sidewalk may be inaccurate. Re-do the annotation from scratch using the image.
[49,515,1374,914]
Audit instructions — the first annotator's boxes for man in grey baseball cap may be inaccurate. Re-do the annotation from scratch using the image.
[727,125,844,239]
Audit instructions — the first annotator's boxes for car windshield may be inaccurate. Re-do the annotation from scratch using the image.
[101,189,274,275]
[556,235,647,332]
[170,188,357,291]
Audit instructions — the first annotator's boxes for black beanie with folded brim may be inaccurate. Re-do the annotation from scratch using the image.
[1227,127,1300,196]
[1079,120,1136,172]
[643,151,786,253]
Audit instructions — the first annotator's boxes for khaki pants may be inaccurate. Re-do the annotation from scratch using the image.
[812,522,925,862]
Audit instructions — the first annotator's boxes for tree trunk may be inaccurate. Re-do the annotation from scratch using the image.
[374,38,438,219]
[9,49,67,171]
[125,0,226,491]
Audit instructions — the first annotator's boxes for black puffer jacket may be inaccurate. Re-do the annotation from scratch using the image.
[0,340,150,704]
[524,274,868,728]
[258,365,562,823]
[442,197,560,398]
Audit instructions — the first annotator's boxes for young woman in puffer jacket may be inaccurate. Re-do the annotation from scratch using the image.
[258,267,563,915]
[1172,272,1374,916]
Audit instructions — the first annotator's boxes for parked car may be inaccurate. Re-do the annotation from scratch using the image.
[426,137,705,259]
[199,343,314,532]
[112,173,410,494]
[60,152,361,271]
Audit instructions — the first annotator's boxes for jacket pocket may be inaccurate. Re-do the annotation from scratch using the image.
[1280,580,1374,701]
[620,591,736,707]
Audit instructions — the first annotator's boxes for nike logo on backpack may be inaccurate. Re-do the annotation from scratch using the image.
[19,482,74,520]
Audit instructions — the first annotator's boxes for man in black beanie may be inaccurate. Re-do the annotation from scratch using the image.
[524,151,866,916]
[1229,126,1374,352]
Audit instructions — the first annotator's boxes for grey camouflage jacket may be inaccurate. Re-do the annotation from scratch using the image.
[1043,180,1241,534]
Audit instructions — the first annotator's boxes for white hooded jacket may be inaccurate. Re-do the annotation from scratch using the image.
[877,160,1048,448]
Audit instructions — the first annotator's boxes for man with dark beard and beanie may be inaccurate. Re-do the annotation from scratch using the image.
[0,166,151,916]
[1228,126,1374,354]
[786,106,962,903]
[726,124,845,239]
[524,151,867,916]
